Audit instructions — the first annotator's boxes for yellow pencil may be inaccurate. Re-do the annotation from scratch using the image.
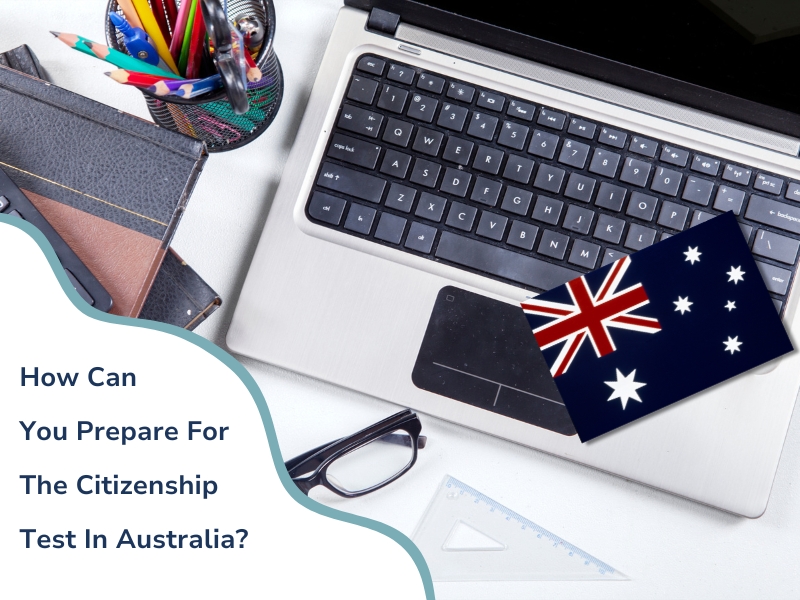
[116,0,144,30]
[131,0,180,74]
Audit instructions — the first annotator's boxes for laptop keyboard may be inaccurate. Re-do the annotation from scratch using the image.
[305,54,800,315]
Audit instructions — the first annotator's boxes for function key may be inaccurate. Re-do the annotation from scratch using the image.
[346,76,379,105]
[754,172,784,195]
[477,90,506,112]
[629,136,658,158]
[447,82,475,103]
[417,73,445,94]
[357,56,385,76]
[598,127,627,148]
[786,182,800,202]
[690,154,721,176]
[567,118,596,139]
[722,163,752,185]
[387,64,415,85]
[537,108,566,130]
[507,100,536,122]
[660,145,689,167]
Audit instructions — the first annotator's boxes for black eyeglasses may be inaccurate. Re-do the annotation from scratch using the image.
[285,410,426,497]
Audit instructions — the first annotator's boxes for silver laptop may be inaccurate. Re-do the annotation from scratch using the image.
[228,0,800,517]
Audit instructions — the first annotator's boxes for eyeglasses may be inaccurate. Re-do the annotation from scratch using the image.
[285,410,426,497]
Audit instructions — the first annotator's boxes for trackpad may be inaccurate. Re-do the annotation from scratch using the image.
[412,286,576,436]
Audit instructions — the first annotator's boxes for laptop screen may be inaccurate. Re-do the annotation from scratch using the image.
[415,0,800,123]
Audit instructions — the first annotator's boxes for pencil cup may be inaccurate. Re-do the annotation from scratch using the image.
[105,0,282,152]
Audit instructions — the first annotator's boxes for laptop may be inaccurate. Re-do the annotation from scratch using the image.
[228,0,800,517]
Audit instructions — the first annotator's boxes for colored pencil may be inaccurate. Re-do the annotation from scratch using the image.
[131,0,180,74]
[49,32,95,58]
[169,0,192,62]
[147,73,222,98]
[179,0,198,75]
[186,3,206,79]
[242,35,262,82]
[106,69,182,88]
[116,0,144,30]
[163,0,178,32]
[151,0,172,45]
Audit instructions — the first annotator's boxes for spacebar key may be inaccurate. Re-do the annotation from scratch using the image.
[435,232,580,291]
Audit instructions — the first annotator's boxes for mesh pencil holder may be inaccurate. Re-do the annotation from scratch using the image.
[105,0,283,152]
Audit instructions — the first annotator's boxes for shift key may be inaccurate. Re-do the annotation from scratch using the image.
[327,133,382,169]
[317,161,386,203]
[745,195,800,235]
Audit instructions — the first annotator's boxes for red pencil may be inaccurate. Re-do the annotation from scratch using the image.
[242,36,262,82]
[105,68,182,88]
[151,0,172,45]
[185,3,206,79]
[163,0,178,32]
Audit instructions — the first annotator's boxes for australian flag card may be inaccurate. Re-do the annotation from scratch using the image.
[522,212,794,442]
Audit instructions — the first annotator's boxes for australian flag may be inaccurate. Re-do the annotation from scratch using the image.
[522,212,794,442]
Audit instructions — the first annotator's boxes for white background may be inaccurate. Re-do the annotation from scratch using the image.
[1,1,800,598]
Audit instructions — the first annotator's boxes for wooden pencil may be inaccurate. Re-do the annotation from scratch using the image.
[242,39,262,82]
[116,0,144,30]
[185,2,206,79]
[169,0,193,62]
[163,0,178,32]
[151,0,172,45]
[106,69,182,88]
[81,38,183,80]
[147,73,221,98]
[179,0,198,75]
[49,32,95,58]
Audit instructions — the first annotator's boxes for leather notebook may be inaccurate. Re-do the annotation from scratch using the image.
[0,64,207,317]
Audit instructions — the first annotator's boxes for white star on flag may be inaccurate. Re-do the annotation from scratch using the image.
[723,336,742,354]
[684,246,702,265]
[727,266,745,284]
[725,300,736,311]
[605,369,646,410]
[674,296,693,314]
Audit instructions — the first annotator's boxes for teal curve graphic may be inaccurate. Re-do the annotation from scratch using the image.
[0,214,435,600]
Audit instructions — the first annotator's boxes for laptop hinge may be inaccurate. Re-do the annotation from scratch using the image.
[367,8,400,35]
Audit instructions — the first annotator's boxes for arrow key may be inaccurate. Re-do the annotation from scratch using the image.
[629,136,658,158]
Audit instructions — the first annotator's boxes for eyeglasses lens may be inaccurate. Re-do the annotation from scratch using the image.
[325,430,414,493]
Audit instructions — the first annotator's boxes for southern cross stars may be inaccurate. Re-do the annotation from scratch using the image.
[727,266,745,284]
[674,296,693,314]
[684,246,702,265]
[605,369,646,410]
[725,300,736,311]
[723,336,742,354]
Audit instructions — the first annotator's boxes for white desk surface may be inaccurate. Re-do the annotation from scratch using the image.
[2,2,800,598]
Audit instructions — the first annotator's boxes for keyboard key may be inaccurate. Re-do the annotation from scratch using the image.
[752,229,800,265]
[497,121,529,150]
[338,104,383,138]
[374,212,407,244]
[629,136,658,158]
[473,146,504,175]
[620,157,651,187]
[774,299,783,313]
[380,150,412,178]
[588,148,621,178]
[417,73,445,94]
[467,112,499,140]
[595,182,627,211]
[502,154,535,184]
[435,231,579,290]
[558,139,590,169]
[713,185,746,215]
[786,182,800,202]
[357,56,385,76]
[564,173,596,203]
[377,84,409,113]
[537,108,566,130]
[385,183,417,212]
[660,232,673,241]
[594,213,625,244]
[626,191,658,221]
[500,186,533,216]
[440,168,472,197]
[745,195,800,235]
[382,117,413,147]
[471,177,503,206]
[412,127,444,156]
[477,90,506,111]
[476,211,508,241]
[507,100,536,121]
[437,103,469,132]
[538,229,569,259]
[445,201,478,231]
[740,223,753,242]
[410,159,442,188]
[387,64,414,84]
[528,129,559,159]
[533,164,565,193]
[317,161,386,202]
[690,210,715,227]
[660,145,689,167]
[756,261,792,295]
[308,191,347,225]
[754,173,784,195]
[602,248,629,267]
[407,94,438,123]
[569,239,600,269]
[567,118,596,139]
[624,224,657,251]
[657,201,689,231]
[405,221,437,253]
[344,203,377,235]
[650,167,682,197]
[722,164,752,186]
[507,220,538,250]
[598,127,627,148]
[415,192,447,222]
[447,82,475,103]
[682,176,714,206]
[442,137,474,165]
[691,154,721,176]
[346,76,379,104]
[532,195,563,225]
[328,134,382,169]
[563,204,595,234]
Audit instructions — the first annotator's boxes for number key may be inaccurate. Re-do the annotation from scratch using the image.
[467,112,499,141]
[527,129,559,159]
[588,148,621,178]
[650,167,682,196]
[407,94,438,123]
[437,102,469,132]
[497,121,529,150]
[558,139,590,169]
[377,84,409,113]
[620,157,651,187]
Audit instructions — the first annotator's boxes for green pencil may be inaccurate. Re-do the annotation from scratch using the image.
[179,0,198,76]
